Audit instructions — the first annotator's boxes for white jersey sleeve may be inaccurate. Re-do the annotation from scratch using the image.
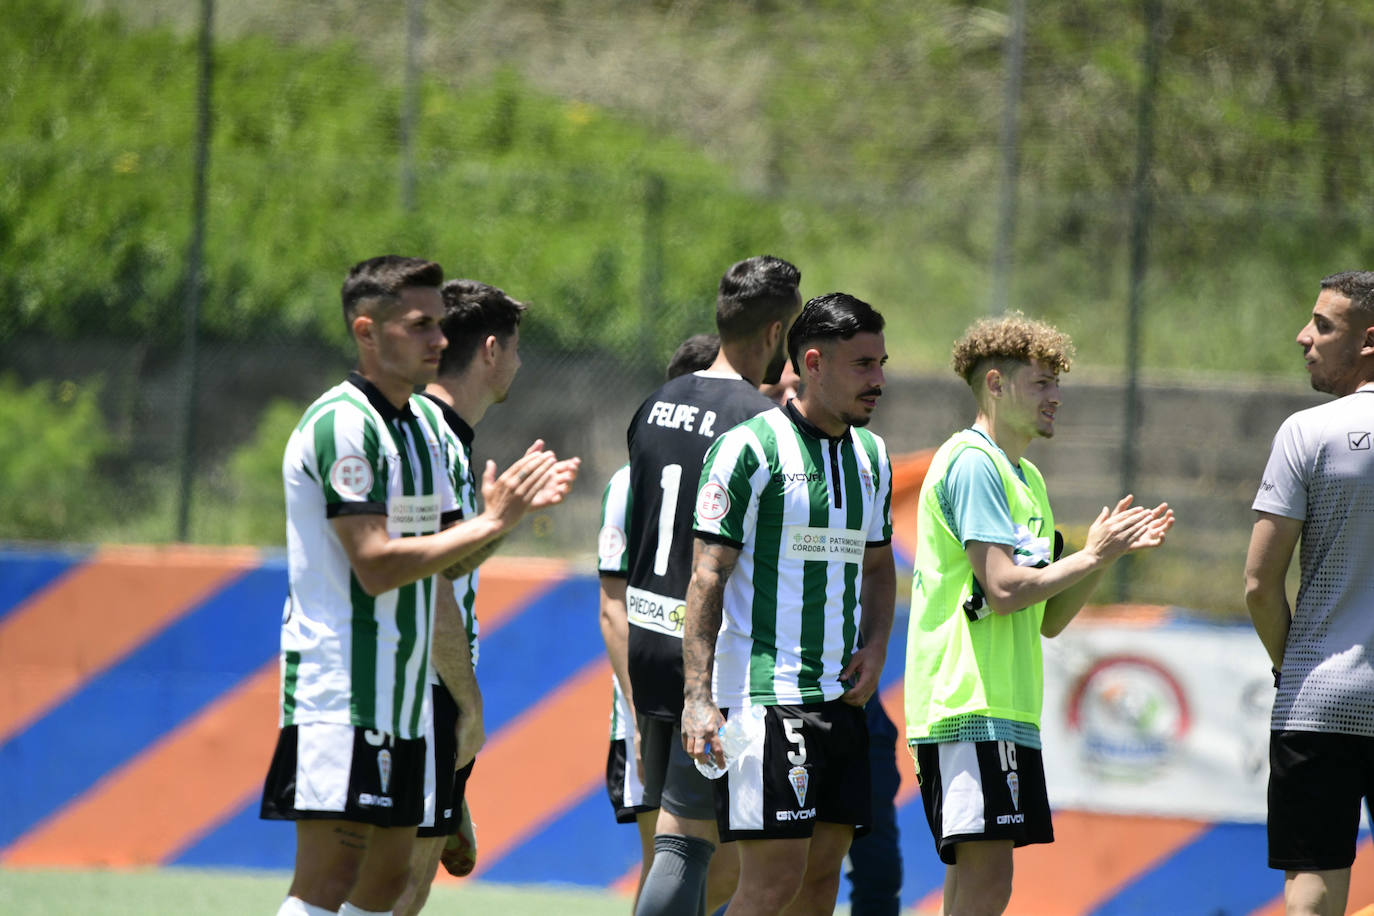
[1252,412,1308,521]
[694,424,771,547]
[598,464,632,575]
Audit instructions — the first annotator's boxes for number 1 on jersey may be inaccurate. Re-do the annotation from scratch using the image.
[654,464,683,576]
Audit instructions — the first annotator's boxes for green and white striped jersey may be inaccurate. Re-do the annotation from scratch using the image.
[597,463,632,577]
[280,373,459,739]
[598,464,634,740]
[694,402,893,707]
[419,393,481,671]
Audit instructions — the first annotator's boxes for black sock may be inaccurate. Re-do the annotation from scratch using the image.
[633,833,716,916]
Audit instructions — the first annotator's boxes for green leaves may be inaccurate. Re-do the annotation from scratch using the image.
[0,375,111,540]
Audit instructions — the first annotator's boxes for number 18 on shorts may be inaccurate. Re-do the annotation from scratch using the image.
[714,700,871,842]
[915,739,1054,865]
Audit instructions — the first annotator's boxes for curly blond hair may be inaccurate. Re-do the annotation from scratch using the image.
[951,312,1075,384]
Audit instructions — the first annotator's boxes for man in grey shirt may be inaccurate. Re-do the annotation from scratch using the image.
[1245,270,1374,916]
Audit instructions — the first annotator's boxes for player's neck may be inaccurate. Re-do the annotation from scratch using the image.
[425,373,488,428]
[1338,367,1374,396]
[973,412,1029,465]
[356,364,416,411]
[795,396,848,438]
[711,342,763,387]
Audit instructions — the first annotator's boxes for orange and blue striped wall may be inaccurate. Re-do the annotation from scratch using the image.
[4,541,1371,914]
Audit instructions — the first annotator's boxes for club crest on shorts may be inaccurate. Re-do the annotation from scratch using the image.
[378,748,393,794]
[1006,771,1020,810]
[788,765,809,807]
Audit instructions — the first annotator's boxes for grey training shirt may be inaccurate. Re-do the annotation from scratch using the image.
[1252,384,1374,736]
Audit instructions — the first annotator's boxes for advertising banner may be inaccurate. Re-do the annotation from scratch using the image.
[1040,618,1275,823]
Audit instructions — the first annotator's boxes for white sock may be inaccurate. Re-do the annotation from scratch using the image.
[337,903,391,916]
[277,898,335,916]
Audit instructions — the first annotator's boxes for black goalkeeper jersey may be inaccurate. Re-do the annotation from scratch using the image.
[625,370,777,719]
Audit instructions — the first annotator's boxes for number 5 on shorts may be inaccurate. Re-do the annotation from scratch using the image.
[784,718,807,765]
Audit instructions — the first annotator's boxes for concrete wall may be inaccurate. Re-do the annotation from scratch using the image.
[6,334,1324,607]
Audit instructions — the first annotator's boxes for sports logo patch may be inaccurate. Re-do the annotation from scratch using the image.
[1011,523,1052,568]
[697,483,730,522]
[330,455,374,498]
[788,765,809,807]
[377,748,393,794]
[597,525,627,562]
[1006,771,1020,810]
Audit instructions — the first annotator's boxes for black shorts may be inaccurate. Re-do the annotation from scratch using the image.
[260,723,426,828]
[638,713,717,820]
[419,683,477,838]
[914,739,1053,865]
[715,700,871,842]
[606,734,653,824]
[1268,730,1374,871]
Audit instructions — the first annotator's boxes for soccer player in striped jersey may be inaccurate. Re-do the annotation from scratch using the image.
[260,256,576,916]
[395,280,578,916]
[626,256,802,916]
[600,333,721,911]
[682,292,897,916]
[904,314,1172,916]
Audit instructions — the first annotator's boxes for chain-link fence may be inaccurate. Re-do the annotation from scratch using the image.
[4,0,1368,612]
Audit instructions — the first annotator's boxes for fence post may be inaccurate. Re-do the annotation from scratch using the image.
[990,0,1026,315]
[175,0,214,542]
[1116,0,1164,601]
[641,172,666,362]
[400,0,424,213]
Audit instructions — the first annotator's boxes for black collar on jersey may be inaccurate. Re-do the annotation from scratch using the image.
[785,399,848,443]
[420,391,476,448]
[347,371,416,423]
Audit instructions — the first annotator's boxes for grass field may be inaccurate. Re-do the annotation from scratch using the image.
[0,868,639,915]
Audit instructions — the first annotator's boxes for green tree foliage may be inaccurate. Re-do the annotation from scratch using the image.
[7,0,1374,374]
[212,398,301,546]
[0,376,112,540]
[0,0,785,370]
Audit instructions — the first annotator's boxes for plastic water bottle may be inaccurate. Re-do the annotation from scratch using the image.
[694,706,763,779]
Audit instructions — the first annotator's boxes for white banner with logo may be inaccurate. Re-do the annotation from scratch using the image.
[1039,620,1275,823]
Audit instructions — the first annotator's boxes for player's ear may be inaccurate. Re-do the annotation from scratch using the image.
[984,367,1003,397]
[483,334,499,364]
[352,314,375,348]
[804,346,823,376]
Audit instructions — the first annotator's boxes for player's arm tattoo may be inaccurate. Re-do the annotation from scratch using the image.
[682,539,738,704]
[442,535,505,580]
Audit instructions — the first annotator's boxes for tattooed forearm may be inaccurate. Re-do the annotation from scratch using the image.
[682,539,738,703]
[442,536,505,580]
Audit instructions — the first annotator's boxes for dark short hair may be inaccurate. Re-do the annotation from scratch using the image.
[665,333,720,380]
[787,292,885,370]
[715,255,802,342]
[340,256,443,331]
[1320,271,1374,318]
[436,279,528,375]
